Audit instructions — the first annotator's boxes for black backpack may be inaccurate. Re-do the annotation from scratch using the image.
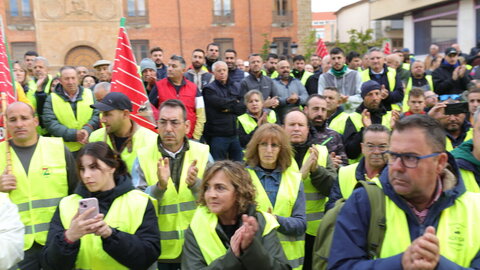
[312,181,386,269]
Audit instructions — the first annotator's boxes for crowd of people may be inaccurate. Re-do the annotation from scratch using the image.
[1,40,480,270]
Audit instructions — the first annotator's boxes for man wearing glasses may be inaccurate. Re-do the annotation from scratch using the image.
[326,124,389,210]
[329,114,480,269]
[432,47,471,95]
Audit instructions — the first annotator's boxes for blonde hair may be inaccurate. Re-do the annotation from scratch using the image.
[198,160,256,214]
[245,123,292,170]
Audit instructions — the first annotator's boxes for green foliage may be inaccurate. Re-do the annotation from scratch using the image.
[302,30,317,59]
[334,29,385,54]
[261,33,271,60]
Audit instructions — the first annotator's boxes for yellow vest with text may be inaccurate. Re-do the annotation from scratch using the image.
[138,140,209,259]
[347,112,392,164]
[0,137,68,250]
[402,75,434,112]
[380,192,480,267]
[328,111,350,135]
[59,190,151,270]
[248,166,305,270]
[189,206,279,265]
[89,126,158,173]
[291,145,328,236]
[459,169,480,193]
[51,88,95,152]
[237,110,277,135]
[361,68,400,111]
[446,128,473,152]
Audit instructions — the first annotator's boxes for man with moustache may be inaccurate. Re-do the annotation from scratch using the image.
[150,47,167,80]
[184,49,214,92]
[329,114,480,269]
[224,49,246,83]
[263,53,279,78]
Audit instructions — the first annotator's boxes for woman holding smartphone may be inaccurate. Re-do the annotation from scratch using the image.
[42,142,160,270]
[182,160,290,270]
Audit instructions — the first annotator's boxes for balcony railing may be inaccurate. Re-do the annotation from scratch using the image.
[212,9,234,25]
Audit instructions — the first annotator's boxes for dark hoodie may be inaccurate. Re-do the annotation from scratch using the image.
[41,175,160,270]
[432,59,471,95]
[451,139,480,186]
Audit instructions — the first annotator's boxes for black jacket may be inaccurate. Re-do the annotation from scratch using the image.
[203,79,246,137]
[366,64,404,110]
[41,174,160,270]
[432,60,471,95]
[305,71,321,96]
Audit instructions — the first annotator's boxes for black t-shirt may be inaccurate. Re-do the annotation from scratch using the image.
[112,136,128,153]
[220,222,240,241]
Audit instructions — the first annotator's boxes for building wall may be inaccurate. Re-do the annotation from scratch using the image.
[336,1,370,42]
[312,12,336,42]
[370,0,449,20]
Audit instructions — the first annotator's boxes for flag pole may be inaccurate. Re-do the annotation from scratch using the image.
[0,15,16,100]
[1,92,12,174]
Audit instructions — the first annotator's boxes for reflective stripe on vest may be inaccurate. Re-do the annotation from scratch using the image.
[459,169,480,193]
[328,111,350,135]
[1,137,68,250]
[291,145,328,236]
[248,167,305,270]
[89,126,158,173]
[348,112,392,164]
[138,140,209,259]
[237,110,277,135]
[190,206,279,265]
[51,88,94,151]
[59,191,151,270]
[402,75,434,112]
[380,192,480,267]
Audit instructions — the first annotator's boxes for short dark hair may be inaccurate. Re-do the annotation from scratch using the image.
[267,53,278,60]
[408,88,425,99]
[159,99,187,121]
[192,48,205,55]
[207,43,220,50]
[248,53,261,59]
[393,114,446,152]
[346,51,361,63]
[330,47,345,56]
[310,54,319,58]
[150,47,163,54]
[59,66,77,75]
[24,50,38,57]
[170,55,186,68]
[225,49,237,56]
[77,142,129,180]
[362,124,390,139]
[293,55,305,62]
[305,94,325,107]
[324,86,339,92]
[467,87,480,96]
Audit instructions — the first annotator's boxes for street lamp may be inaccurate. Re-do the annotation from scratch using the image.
[290,42,298,55]
[269,42,278,54]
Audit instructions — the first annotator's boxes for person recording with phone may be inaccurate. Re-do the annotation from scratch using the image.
[42,142,160,270]
[181,160,290,269]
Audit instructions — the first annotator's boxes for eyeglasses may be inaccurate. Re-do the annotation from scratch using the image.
[364,143,389,152]
[158,119,183,128]
[385,151,441,168]
[259,142,281,150]
[439,94,462,101]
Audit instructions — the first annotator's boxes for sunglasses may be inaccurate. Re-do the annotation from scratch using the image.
[438,94,462,101]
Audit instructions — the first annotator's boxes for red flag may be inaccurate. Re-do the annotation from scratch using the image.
[383,40,391,55]
[315,38,328,58]
[110,18,156,132]
[0,20,16,142]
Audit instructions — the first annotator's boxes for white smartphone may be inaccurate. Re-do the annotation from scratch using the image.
[78,197,99,220]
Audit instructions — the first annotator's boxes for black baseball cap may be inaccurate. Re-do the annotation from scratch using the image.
[444,47,458,56]
[90,92,133,112]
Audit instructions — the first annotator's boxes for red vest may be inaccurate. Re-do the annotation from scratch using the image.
[156,78,197,138]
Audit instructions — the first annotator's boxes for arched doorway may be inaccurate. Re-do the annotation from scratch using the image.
[64,45,102,68]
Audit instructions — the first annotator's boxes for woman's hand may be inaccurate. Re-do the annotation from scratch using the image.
[239,215,259,252]
[230,226,244,257]
[65,208,104,242]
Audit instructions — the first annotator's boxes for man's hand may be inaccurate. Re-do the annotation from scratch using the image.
[36,75,46,91]
[409,226,440,270]
[361,109,372,128]
[264,96,279,108]
[458,65,467,78]
[340,95,349,104]
[380,85,389,100]
[390,110,400,129]
[287,93,299,104]
[156,157,170,190]
[185,160,198,187]
[76,129,89,144]
[330,152,342,169]
[0,171,16,192]
[427,102,447,121]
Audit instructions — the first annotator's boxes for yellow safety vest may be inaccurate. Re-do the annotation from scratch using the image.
[51,88,95,152]
[27,75,53,110]
[137,140,209,260]
[402,75,434,112]
[290,71,313,86]
[459,169,480,193]
[402,63,410,71]
[347,112,392,164]
[290,145,328,236]
[0,137,68,250]
[189,206,279,265]
[248,166,305,270]
[338,162,380,199]
[262,70,279,79]
[361,68,400,111]
[380,192,480,267]
[328,111,350,135]
[59,190,152,270]
[89,126,158,173]
[446,129,473,152]
[237,110,277,135]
